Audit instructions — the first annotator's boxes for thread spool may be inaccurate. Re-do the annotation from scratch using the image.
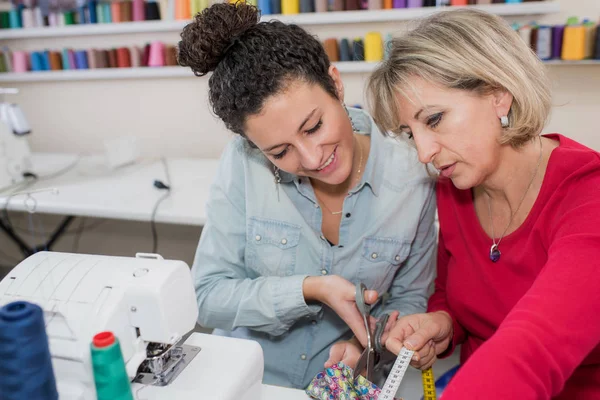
[121,1,132,21]
[175,0,190,19]
[393,0,406,8]
[270,0,281,14]
[364,31,383,62]
[0,11,10,28]
[339,38,352,61]
[383,0,392,9]
[331,0,344,11]
[561,18,586,61]
[368,0,381,10]
[133,0,145,20]
[90,331,134,400]
[0,301,58,400]
[49,51,62,70]
[450,0,466,4]
[551,25,564,59]
[41,51,51,70]
[165,45,178,66]
[148,41,165,67]
[87,49,97,68]
[129,46,141,67]
[300,0,313,13]
[282,0,299,14]
[384,33,392,60]
[103,3,112,23]
[0,54,7,73]
[61,49,71,69]
[352,38,364,61]
[89,0,98,22]
[535,25,551,60]
[21,8,34,28]
[594,25,600,60]
[406,0,421,6]
[9,8,21,28]
[345,0,359,10]
[75,50,89,69]
[314,0,327,12]
[3,51,12,72]
[68,49,77,69]
[116,47,132,68]
[108,48,118,67]
[145,2,161,20]
[323,38,339,62]
[12,51,28,72]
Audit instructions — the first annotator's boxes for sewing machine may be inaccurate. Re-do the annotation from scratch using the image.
[0,88,33,191]
[0,251,267,400]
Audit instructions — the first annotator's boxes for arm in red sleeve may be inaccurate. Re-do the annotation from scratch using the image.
[440,201,600,399]
[427,227,467,357]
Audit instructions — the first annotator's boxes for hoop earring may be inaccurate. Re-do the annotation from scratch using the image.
[344,103,358,132]
[500,115,509,128]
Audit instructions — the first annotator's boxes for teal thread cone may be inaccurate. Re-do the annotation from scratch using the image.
[90,332,134,400]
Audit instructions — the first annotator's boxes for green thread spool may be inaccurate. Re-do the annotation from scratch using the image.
[90,332,134,400]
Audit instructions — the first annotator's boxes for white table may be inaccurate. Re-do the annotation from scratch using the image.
[0,152,219,225]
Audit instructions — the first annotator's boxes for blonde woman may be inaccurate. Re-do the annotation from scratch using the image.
[328,9,600,399]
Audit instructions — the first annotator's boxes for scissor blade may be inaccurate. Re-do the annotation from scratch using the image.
[353,348,369,380]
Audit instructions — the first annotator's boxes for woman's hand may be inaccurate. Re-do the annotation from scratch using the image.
[384,311,453,370]
[303,275,378,347]
[324,338,363,370]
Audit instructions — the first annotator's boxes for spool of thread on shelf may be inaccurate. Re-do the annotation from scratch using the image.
[345,0,359,11]
[0,11,10,28]
[583,20,596,59]
[368,0,381,10]
[103,3,113,23]
[353,38,364,61]
[145,2,161,20]
[111,1,122,22]
[68,49,77,69]
[90,332,134,400]
[0,301,58,400]
[87,49,97,68]
[12,51,28,72]
[33,7,43,26]
[282,0,299,15]
[30,52,43,71]
[315,0,327,12]
[129,46,141,67]
[594,25,600,60]
[75,50,89,69]
[9,8,21,28]
[270,0,281,14]
[21,8,34,28]
[323,38,339,62]
[561,18,586,60]
[49,51,62,70]
[393,0,406,8]
[535,25,552,60]
[300,0,314,13]
[61,49,71,69]
[551,25,564,59]
[116,47,132,67]
[89,1,98,22]
[406,0,421,6]
[259,0,272,14]
[450,0,467,4]
[339,38,352,61]
[148,41,165,66]
[365,31,383,61]
[175,0,191,19]
[121,1,132,21]
[133,0,145,21]
[384,33,392,60]
[165,45,178,65]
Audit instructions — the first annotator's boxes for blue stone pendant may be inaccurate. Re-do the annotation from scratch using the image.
[489,244,501,262]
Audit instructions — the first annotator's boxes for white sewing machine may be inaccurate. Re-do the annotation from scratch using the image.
[0,251,271,400]
[0,88,33,191]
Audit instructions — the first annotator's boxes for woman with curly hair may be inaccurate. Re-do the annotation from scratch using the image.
[178,1,436,389]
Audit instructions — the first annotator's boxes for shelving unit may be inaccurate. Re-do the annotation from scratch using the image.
[0,1,560,39]
[0,59,596,82]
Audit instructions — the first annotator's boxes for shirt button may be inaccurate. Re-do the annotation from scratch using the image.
[281,238,287,245]
[371,253,378,259]
[320,235,326,240]
[314,203,319,208]
[395,255,400,261]
[321,269,328,275]
[346,213,351,218]
[300,354,307,360]
[255,235,261,241]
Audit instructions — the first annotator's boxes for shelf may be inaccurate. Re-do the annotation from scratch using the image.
[0,1,560,39]
[0,59,596,82]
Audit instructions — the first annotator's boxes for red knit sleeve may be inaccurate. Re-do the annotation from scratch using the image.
[427,226,467,358]
[439,197,600,399]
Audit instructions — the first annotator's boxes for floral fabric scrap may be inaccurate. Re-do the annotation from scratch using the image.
[305,362,398,400]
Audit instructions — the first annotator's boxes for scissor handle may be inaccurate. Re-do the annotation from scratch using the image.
[374,313,390,354]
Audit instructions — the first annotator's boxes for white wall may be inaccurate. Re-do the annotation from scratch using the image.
[0,0,599,271]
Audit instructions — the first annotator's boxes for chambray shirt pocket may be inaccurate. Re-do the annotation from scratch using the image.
[358,237,411,292]
[246,217,302,277]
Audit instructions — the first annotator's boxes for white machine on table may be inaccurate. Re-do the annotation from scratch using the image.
[0,88,32,191]
[0,251,292,400]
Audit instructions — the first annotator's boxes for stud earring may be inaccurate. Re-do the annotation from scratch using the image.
[344,103,358,132]
[273,166,281,202]
[500,115,509,128]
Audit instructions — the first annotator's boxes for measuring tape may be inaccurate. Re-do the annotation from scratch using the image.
[422,368,437,400]
[378,348,437,400]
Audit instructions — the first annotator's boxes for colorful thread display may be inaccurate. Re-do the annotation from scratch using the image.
[0,301,59,400]
[0,41,179,73]
[0,0,553,29]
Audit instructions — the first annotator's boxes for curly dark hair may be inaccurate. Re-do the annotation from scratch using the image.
[177,2,338,137]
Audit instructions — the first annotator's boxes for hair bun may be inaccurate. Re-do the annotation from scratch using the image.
[177,2,260,76]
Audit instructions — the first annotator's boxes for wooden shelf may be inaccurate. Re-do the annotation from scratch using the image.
[0,1,560,39]
[0,59,596,83]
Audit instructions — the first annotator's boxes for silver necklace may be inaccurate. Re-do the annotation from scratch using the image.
[487,136,543,262]
[316,135,364,215]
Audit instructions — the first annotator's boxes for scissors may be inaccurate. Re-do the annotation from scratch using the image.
[353,282,392,381]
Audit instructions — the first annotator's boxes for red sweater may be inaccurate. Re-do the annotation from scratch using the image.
[428,134,600,399]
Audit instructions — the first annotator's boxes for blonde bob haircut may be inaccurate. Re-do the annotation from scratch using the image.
[368,9,551,148]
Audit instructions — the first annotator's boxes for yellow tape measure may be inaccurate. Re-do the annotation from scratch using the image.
[422,368,437,400]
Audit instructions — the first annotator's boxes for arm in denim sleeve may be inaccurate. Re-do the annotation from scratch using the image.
[192,139,321,336]
[378,180,437,318]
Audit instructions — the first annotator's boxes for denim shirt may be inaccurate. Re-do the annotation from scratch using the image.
[191,108,437,389]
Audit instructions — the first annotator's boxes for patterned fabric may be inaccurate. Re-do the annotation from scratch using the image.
[305,362,398,400]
